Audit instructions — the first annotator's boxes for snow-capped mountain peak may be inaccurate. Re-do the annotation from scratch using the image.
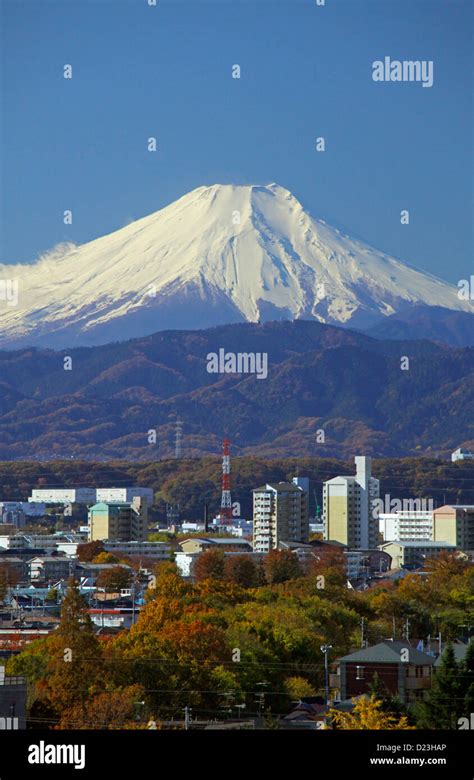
[0,183,470,348]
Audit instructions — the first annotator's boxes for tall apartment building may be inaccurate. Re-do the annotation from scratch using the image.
[432,505,474,551]
[252,482,309,553]
[88,497,148,542]
[323,456,379,549]
[379,511,433,543]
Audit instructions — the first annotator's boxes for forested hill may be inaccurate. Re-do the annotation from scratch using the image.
[0,320,473,460]
[1,456,473,522]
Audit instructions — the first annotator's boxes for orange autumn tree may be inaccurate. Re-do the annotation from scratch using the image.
[264,549,302,584]
[59,684,146,730]
[110,615,230,716]
[107,571,235,717]
[40,578,104,716]
[194,549,226,581]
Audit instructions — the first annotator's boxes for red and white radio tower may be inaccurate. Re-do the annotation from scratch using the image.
[220,439,233,523]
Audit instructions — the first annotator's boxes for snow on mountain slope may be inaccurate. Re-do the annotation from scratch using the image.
[0,183,470,348]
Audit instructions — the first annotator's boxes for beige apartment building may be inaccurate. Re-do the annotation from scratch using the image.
[323,456,379,549]
[432,505,474,551]
[88,497,148,542]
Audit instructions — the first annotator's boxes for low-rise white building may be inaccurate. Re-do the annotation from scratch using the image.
[451,448,474,462]
[0,532,83,553]
[56,542,80,557]
[103,540,171,561]
[180,522,205,534]
[379,511,433,543]
[29,488,96,505]
[0,535,27,549]
[210,519,253,538]
[29,487,154,506]
[96,487,154,504]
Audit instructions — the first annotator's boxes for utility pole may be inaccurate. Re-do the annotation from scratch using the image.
[183,705,191,731]
[255,682,268,721]
[235,703,246,720]
[320,644,332,706]
[360,617,365,648]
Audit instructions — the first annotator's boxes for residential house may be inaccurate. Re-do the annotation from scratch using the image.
[331,640,435,704]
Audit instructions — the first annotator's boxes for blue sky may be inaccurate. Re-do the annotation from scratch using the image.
[1,0,472,284]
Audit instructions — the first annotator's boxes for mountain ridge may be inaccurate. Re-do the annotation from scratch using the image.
[0,320,472,460]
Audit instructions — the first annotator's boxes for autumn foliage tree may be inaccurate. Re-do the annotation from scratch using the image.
[224,555,261,588]
[284,676,318,700]
[264,549,302,584]
[110,608,230,716]
[193,549,226,581]
[59,684,146,729]
[93,552,120,564]
[307,546,347,589]
[39,578,104,716]
[96,566,132,592]
[77,540,104,562]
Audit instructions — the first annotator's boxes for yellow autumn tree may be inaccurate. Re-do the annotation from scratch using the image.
[328,695,414,730]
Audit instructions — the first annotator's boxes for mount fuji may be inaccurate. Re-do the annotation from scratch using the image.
[0,183,470,349]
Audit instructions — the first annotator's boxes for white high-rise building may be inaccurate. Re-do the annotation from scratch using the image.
[252,482,309,553]
[323,456,380,549]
